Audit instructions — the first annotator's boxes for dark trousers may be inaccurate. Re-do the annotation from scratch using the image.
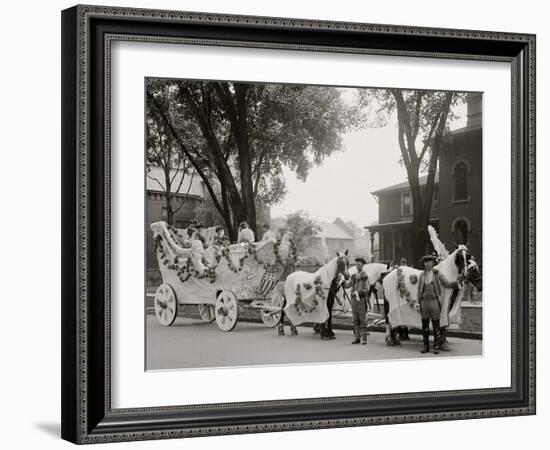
[319,292,335,338]
[351,297,368,338]
[421,318,441,350]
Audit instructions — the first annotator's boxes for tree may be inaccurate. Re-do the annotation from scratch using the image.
[194,190,226,228]
[147,79,358,240]
[345,220,372,260]
[279,210,322,255]
[146,82,198,225]
[359,89,464,265]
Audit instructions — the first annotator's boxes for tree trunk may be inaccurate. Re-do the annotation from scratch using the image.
[411,225,429,268]
[164,170,174,225]
[234,83,257,234]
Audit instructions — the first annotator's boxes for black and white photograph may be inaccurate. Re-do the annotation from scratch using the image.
[145,78,483,370]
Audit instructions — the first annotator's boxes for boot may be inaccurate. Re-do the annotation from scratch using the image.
[278,325,285,336]
[399,327,411,341]
[432,320,441,355]
[361,334,367,345]
[385,324,396,346]
[319,322,331,340]
[290,326,298,336]
[327,322,336,339]
[439,326,451,351]
[420,320,430,353]
[392,328,402,345]
[351,326,360,344]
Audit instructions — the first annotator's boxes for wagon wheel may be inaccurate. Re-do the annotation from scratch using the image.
[197,304,215,323]
[215,291,239,332]
[261,290,284,328]
[154,283,178,326]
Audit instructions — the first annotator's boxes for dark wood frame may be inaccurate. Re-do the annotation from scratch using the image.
[61,4,536,444]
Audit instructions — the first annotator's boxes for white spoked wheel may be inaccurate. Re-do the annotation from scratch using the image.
[198,304,215,323]
[154,283,178,326]
[215,291,239,332]
[261,290,284,328]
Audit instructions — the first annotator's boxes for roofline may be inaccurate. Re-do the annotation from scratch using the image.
[445,124,482,136]
[146,190,203,199]
[364,217,439,230]
[371,180,439,196]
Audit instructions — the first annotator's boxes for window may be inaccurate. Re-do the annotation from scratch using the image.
[402,192,412,216]
[454,162,468,201]
[453,218,470,245]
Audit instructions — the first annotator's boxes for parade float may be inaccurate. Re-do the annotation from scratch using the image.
[151,221,297,331]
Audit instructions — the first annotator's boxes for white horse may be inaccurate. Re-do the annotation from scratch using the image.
[383,245,482,329]
[283,251,350,326]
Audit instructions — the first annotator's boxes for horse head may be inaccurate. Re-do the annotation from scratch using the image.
[336,250,350,281]
[453,245,482,291]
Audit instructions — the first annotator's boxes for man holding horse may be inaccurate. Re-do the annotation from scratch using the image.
[342,256,370,345]
[418,253,461,354]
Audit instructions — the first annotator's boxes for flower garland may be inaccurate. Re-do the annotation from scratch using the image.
[273,238,298,266]
[247,242,283,272]
[221,246,248,272]
[292,276,323,316]
[154,230,297,286]
[166,223,191,248]
[396,267,418,309]
[154,232,217,283]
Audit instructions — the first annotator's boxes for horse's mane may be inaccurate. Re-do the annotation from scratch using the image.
[314,257,338,288]
[435,245,468,282]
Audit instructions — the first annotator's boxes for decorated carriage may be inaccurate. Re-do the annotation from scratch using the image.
[151,221,297,331]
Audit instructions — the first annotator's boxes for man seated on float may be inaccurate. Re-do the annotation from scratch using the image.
[213,226,225,247]
[186,226,196,241]
[195,223,208,249]
[261,223,276,242]
[237,221,255,244]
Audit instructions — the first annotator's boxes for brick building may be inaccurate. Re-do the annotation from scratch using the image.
[366,93,482,269]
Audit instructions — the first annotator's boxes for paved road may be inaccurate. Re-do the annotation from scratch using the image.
[146,315,482,370]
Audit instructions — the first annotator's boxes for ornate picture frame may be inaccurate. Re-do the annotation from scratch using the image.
[61,5,536,444]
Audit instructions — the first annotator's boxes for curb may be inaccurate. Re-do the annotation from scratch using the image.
[146,309,482,340]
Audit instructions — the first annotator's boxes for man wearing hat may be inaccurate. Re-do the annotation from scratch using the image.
[342,256,370,345]
[417,253,458,354]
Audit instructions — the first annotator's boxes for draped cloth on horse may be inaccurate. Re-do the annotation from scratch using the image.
[383,255,464,329]
[283,258,339,326]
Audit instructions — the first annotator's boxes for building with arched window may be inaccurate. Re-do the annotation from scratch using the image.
[366,93,482,269]
[438,93,482,269]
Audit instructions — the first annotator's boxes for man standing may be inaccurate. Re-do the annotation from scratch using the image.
[417,254,460,354]
[261,223,277,242]
[237,222,255,244]
[342,257,370,345]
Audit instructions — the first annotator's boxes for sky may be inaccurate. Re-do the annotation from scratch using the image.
[271,91,467,228]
